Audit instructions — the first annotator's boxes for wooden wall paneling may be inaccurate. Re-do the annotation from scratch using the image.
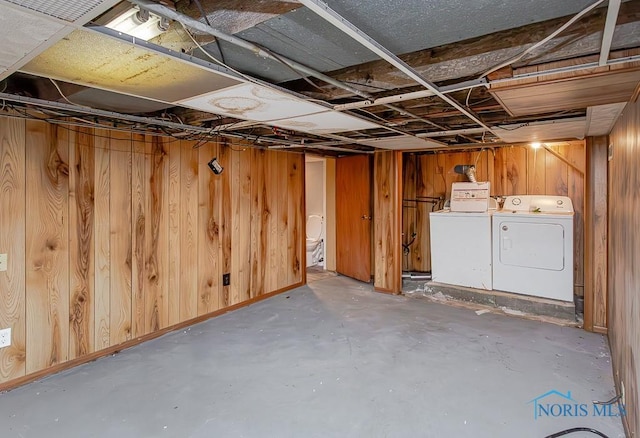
[433,153,447,197]
[130,133,146,338]
[229,148,251,305]
[1,120,311,389]
[545,144,569,196]
[109,130,132,345]
[477,148,491,182]
[495,146,527,196]
[584,137,608,332]
[493,147,507,195]
[402,155,416,271]
[25,121,70,373]
[420,154,440,271]
[443,152,467,198]
[183,140,203,318]
[147,136,170,331]
[265,150,279,291]
[412,155,432,272]
[287,153,303,286]
[167,140,181,324]
[218,142,232,309]
[608,99,639,437]
[373,151,402,293]
[527,147,547,194]
[68,127,95,360]
[277,152,289,290]
[250,148,267,296]
[559,142,586,298]
[0,117,26,382]
[486,149,496,196]
[229,148,240,305]
[93,129,110,350]
[196,141,218,315]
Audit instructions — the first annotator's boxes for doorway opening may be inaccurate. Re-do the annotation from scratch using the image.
[305,155,336,283]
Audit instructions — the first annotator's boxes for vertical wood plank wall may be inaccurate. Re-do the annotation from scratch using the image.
[0,118,304,386]
[373,151,402,293]
[402,142,585,296]
[584,137,608,333]
[608,99,640,438]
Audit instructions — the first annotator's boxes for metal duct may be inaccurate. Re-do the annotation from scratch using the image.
[454,164,477,182]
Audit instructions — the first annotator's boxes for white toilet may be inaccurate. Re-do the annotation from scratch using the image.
[306,215,324,267]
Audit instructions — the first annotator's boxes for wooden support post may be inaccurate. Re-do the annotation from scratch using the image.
[584,136,608,333]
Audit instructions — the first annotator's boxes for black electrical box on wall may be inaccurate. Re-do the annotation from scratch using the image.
[222,273,230,286]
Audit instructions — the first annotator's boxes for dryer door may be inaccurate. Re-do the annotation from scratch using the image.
[498,221,565,271]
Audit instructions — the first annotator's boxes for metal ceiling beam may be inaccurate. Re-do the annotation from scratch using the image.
[298,0,493,132]
[417,127,488,138]
[599,0,622,66]
[332,79,487,111]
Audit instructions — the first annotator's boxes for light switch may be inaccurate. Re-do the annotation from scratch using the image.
[0,253,7,272]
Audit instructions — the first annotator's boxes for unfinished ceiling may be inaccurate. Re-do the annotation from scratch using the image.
[1,0,640,155]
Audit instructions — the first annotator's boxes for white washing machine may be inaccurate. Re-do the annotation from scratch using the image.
[430,210,493,290]
[492,195,574,302]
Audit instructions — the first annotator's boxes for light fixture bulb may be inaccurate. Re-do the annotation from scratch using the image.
[105,7,169,41]
[531,142,541,149]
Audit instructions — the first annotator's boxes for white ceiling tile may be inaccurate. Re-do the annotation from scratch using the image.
[177,83,328,122]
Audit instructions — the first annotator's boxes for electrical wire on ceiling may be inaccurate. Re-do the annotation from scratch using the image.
[180,22,259,86]
[190,0,226,64]
[49,78,88,108]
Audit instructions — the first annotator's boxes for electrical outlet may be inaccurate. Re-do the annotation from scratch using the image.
[222,273,230,286]
[0,253,7,272]
[0,328,11,348]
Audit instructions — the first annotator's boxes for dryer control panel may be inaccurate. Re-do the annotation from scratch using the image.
[502,195,574,214]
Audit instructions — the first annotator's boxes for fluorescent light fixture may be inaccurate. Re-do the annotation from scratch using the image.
[105,7,169,41]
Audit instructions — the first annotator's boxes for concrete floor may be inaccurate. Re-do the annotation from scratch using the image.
[0,276,625,438]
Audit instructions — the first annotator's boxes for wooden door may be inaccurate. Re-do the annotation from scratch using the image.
[336,155,372,282]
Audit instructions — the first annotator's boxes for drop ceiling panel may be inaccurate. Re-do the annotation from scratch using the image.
[272,111,379,134]
[355,135,443,150]
[0,4,66,78]
[585,103,626,136]
[493,117,586,143]
[3,0,111,22]
[0,0,122,81]
[491,68,640,116]
[22,28,242,103]
[178,83,328,122]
